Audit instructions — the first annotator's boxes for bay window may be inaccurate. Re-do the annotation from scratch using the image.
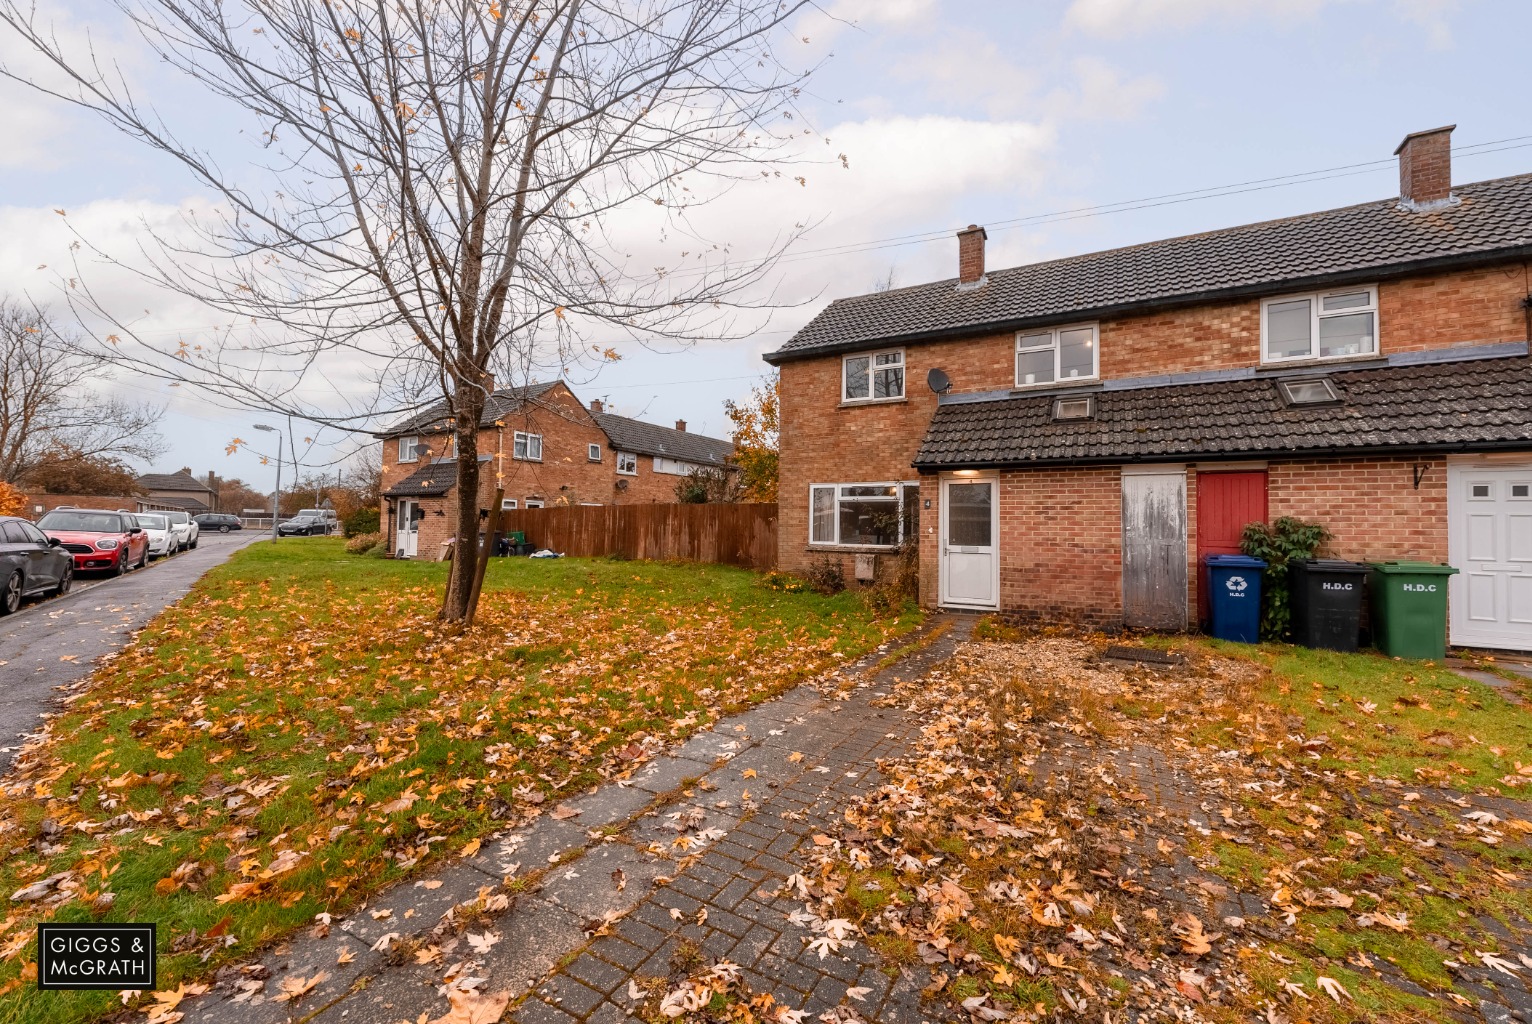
[809,482,920,547]
[1261,286,1377,363]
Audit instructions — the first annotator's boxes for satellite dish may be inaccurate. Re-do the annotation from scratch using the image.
[927,368,952,394]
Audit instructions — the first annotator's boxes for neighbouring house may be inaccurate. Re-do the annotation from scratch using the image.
[376,381,734,559]
[137,469,219,515]
[767,124,1532,650]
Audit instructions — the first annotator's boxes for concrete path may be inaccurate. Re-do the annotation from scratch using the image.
[0,531,261,770]
[180,615,977,1024]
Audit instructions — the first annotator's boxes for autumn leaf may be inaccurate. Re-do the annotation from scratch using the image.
[273,971,328,1003]
[1315,976,1350,1003]
[428,988,513,1024]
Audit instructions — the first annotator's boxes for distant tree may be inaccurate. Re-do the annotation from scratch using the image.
[674,467,742,504]
[18,450,144,495]
[0,299,165,484]
[0,481,24,517]
[871,267,899,292]
[724,374,779,502]
[214,477,271,516]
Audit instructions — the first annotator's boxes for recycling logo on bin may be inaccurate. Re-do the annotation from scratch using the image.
[1225,575,1249,596]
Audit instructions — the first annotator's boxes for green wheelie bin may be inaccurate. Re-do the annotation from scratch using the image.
[1367,561,1458,660]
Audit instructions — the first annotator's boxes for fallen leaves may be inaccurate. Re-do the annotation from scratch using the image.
[273,970,328,1003]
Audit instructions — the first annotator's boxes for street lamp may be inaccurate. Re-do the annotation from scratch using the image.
[253,423,281,541]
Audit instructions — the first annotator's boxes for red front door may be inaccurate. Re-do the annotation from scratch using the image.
[1196,471,1268,624]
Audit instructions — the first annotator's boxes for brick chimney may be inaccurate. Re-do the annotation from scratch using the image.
[589,398,604,413]
[1395,125,1455,210]
[674,419,687,432]
[956,224,987,288]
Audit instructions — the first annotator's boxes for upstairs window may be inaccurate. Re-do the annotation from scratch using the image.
[397,435,421,463]
[616,451,638,475]
[513,432,543,461]
[588,443,602,462]
[1016,323,1098,387]
[843,349,905,402]
[1262,286,1377,363]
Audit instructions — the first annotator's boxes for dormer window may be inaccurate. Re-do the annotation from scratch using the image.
[1262,286,1377,364]
[1051,396,1096,421]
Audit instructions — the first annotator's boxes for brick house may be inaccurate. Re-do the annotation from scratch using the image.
[136,470,218,515]
[766,125,1532,650]
[378,382,733,559]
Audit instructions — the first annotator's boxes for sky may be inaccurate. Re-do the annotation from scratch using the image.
[1,0,1530,488]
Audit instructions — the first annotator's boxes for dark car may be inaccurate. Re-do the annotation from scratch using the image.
[0,515,73,613]
[276,513,328,537]
[35,508,148,576]
[194,513,244,533]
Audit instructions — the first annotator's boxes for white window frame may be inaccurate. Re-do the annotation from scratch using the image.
[524,498,544,509]
[1260,285,1378,365]
[397,435,421,463]
[588,443,602,462]
[616,451,639,476]
[841,348,906,403]
[808,481,921,549]
[1014,322,1099,388]
[513,431,543,461]
[501,498,518,511]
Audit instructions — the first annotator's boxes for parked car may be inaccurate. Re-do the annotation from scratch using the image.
[296,508,338,534]
[164,510,199,549]
[0,515,73,613]
[133,513,177,559]
[35,508,148,576]
[194,513,243,533]
[277,513,329,536]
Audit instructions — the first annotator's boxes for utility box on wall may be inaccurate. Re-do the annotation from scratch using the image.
[854,553,877,582]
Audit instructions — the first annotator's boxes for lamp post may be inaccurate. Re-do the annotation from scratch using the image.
[253,423,281,541]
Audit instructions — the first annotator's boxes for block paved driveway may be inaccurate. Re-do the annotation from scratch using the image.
[0,531,261,771]
[181,617,975,1024]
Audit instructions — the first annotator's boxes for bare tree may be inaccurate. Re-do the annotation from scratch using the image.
[0,299,165,485]
[0,0,821,622]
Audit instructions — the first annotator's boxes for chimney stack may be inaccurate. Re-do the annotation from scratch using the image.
[956,224,987,288]
[589,398,604,413]
[1395,125,1455,209]
[674,419,687,432]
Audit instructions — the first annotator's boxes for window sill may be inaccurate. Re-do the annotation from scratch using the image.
[806,543,899,553]
[1256,353,1382,371]
[838,397,907,409]
[616,471,638,477]
[1011,378,1099,393]
[512,457,543,463]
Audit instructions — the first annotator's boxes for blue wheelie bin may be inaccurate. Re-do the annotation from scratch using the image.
[1204,554,1267,643]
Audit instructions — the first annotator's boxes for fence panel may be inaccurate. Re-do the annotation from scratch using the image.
[497,503,777,569]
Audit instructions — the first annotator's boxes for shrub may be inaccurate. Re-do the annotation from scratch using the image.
[345,531,382,555]
[343,506,380,537]
[802,555,845,595]
[863,539,919,616]
[1240,516,1330,641]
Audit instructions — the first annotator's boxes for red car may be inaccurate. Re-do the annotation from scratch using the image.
[35,508,149,575]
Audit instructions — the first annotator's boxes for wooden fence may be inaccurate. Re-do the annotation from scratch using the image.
[497,503,777,569]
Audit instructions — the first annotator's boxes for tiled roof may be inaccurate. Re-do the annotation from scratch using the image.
[142,495,212,514]
[592,412,734,467]
[382,461,457,497]
[914,355,1532,469]
[379,381,562,437]
[768,174,1532,363]
[138,471,214,494]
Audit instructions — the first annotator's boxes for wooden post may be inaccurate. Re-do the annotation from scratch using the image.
[467,487,503,621]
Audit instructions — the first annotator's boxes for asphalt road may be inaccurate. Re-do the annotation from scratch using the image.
[0,531,263,771]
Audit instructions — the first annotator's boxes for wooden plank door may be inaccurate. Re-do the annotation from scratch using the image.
[1122,469,1187,629]
[1195,471,1268,624]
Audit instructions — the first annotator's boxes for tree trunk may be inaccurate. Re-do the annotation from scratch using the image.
[440,387,486,623]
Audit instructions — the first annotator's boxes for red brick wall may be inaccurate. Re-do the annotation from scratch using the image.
[1268,455,1448,563]
[996,467,1123,624]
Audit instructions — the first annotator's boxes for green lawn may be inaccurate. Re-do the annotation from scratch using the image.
[0,541,917,1022]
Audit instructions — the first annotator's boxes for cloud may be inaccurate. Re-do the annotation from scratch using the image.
[795,0,938,46]
[1063,0,1461,40]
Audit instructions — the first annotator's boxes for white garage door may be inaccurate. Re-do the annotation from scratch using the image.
[1448,462,1532,650]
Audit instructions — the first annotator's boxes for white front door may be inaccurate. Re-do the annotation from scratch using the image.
[396,500,420,558]
[1448,461,1532,649]
[940,477,999,609]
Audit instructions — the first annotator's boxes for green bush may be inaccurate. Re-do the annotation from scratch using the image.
[345,531,382,555]
[343,507,380,537]
[1240,516,1330,641]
